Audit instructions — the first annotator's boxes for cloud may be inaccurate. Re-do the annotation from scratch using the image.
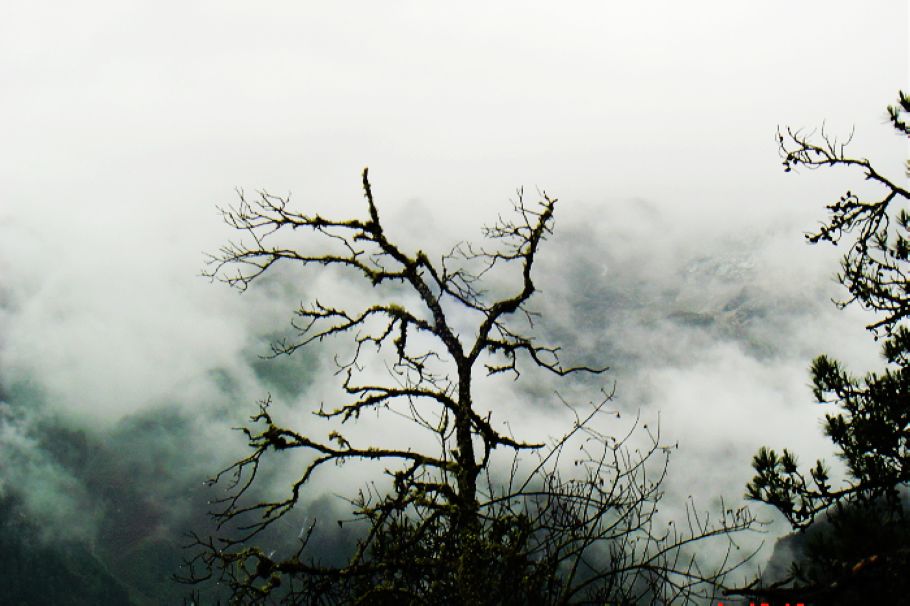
[1,1,905,600]
[0,185,891,601]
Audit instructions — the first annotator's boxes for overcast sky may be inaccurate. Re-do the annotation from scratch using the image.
[1,1,908,600]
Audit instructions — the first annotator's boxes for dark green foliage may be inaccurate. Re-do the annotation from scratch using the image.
[746,354,910,529]
[333,512,557,605]
[745,498,910,606]
[786,501,910,605]
[0,497,135,606]
[738,91,910,603]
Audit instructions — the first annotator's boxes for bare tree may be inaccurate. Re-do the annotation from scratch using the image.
[182,169,756,604]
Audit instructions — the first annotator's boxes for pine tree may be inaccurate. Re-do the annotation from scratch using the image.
[736,92,910,605]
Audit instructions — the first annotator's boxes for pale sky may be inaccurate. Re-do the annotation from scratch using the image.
[0,1,908,600]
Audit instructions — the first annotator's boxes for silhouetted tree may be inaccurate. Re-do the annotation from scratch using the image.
[735,92,910,605]
[183,170,756,604]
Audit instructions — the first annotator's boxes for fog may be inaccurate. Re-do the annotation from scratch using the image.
[1,1,907,603]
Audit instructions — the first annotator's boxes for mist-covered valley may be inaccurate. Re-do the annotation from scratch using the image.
[1,2,905,603]
[0,198,886,603]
